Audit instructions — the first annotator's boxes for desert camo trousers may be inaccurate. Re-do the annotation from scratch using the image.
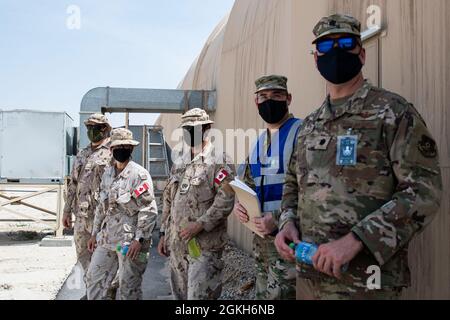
[74,216,93,285]
[86,246,149,300]
[170,249,224,300]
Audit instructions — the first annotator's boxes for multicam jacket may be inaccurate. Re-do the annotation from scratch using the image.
[280,80,442,288]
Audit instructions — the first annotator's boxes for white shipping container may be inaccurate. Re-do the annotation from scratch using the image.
[0,110,75,184]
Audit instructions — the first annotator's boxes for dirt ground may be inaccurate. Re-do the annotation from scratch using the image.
[0,226,76,300]
[0,185,75,300]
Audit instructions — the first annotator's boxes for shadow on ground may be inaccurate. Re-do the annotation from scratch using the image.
[56,232,172,300]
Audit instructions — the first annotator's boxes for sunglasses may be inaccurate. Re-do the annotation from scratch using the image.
[316,36,359,54]
[86,125,106,131]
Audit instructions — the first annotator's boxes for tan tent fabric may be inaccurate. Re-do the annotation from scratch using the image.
[157,0,450,299]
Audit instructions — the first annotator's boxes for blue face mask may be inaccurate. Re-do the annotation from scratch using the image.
[317,47,363,84]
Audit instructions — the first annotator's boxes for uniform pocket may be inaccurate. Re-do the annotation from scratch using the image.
[116,192,131,204]
[191,172,215,204]
[338,120,394,198]
[116,190,140,216]
[304,134,336,179]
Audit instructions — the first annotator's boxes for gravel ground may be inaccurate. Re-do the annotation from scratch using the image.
[220,241,256,300]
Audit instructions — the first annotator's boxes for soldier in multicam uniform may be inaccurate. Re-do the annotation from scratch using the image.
[86,128,158,300]
[157,108,235,300]
[62,113,112,299]
[233,75,299,300]
[275,14,443,300]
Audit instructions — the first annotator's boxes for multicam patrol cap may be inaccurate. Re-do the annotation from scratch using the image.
[255,75,288,94]
[84,113,111,128]
[180,108,214,128]
[312,14,361,44]
[110,128,140,148]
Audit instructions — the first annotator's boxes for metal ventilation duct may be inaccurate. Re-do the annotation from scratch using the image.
[79,87,216,148]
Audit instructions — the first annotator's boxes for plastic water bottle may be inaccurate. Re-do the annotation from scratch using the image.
[289,242,348,272]
[289,242,318,265]
[187,238,201,259]
[116,243,149,263]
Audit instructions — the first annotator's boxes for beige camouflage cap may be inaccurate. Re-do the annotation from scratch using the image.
[312,14,361,44]
[180,108,214,128]
[110,128,140,148]
[84,113,111,128]
[255,75,288,94]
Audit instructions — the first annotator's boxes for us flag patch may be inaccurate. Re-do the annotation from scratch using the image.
[133,182,150,198]
[214,169,229,186]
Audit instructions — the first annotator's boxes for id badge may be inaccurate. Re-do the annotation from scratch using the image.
[336,135,358,166]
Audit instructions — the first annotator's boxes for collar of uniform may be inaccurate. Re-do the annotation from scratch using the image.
[344,79,373,115]
[116,161,133,179]
[191,141,214,164]
[91,137,111,151]
[317,79,373,123]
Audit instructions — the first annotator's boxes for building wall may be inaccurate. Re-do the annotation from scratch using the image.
[157,0,450,299]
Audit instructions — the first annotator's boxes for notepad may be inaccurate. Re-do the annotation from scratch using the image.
[230,178,265,238]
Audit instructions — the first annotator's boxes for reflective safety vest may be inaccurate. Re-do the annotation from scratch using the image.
[249,118,302,212]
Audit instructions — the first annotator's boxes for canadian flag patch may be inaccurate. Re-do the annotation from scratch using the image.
[214,169,229,186]
[133,182,150,198]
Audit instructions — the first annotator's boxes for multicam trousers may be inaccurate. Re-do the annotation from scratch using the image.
[253,236,296,300]
[296,277,403,300]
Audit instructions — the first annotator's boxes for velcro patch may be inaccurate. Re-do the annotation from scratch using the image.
[418,135,437,158]
[139,172,148,180]
[133,182,150,198]
[214,169,229,186]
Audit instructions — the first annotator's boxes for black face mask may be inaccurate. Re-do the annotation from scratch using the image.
[183,126,205,148]
[258,100,288,124]
[113,148,132,163]
[317,47,363,84]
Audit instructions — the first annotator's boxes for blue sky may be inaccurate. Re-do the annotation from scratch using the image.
[0,0,234,127]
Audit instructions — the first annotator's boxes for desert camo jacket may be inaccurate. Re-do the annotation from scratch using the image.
[64,139,112,218]
[161,143,236,253]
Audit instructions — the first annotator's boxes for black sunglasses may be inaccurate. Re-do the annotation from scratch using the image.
[86,125,106,131]
[316,36,359,54]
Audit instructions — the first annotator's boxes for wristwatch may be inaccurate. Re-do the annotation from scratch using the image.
[135,237,144,244]
[159,231,165,239]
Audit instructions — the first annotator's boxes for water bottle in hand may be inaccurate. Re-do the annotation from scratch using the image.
[289,242,348,272]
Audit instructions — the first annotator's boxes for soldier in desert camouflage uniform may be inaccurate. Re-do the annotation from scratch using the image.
[275,14,443,300]
[234,75,299,300]
[86,128,158,300]
[157,108,235,300]
[62,113,112,299]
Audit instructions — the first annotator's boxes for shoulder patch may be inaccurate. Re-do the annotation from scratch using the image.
[214,169,230,186]
[418,135,437,158]
[133,182,150,198]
